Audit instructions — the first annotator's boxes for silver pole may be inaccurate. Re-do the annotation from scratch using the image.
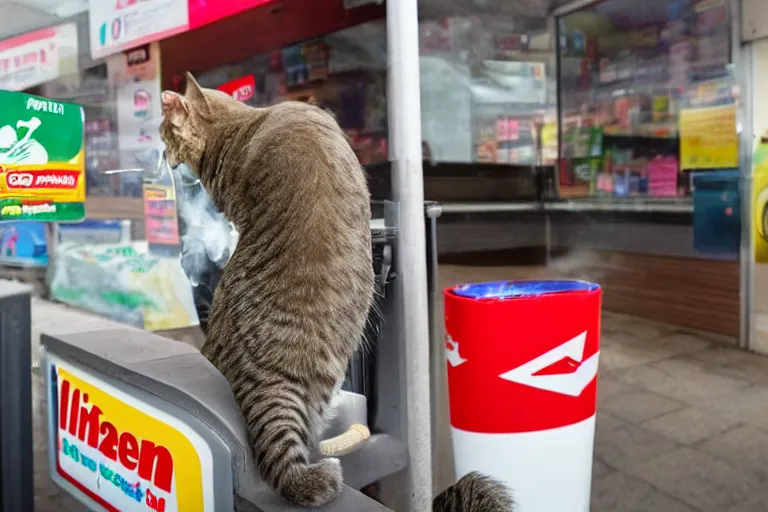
[734,0,754,350]
[387,0,433,509]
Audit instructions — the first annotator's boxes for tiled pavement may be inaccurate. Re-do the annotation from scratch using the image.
[29,268,768,511]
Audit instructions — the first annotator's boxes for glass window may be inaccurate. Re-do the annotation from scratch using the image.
[418,13,557,166]
[557,0,734,199]
[37,65,136,198]
[192,20,389,166]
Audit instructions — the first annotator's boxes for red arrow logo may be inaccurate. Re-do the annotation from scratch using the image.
[497,331,599,397]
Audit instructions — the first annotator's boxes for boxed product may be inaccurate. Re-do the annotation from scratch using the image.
[648,156,680,197]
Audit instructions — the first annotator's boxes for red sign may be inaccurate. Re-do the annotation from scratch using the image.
[6,169,79,189]
[444,282,601,434]
[217,75,256,102]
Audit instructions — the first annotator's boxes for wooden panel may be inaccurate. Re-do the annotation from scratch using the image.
[439,247,739,337]
[365,161,550,202]
[558,249,740,337]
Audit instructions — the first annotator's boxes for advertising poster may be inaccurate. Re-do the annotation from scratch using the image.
[0,222,48,267]
[144,184,180,246]
[47,353,215,511]
[89,0,189,60]
[679,104,739,169]
[0,23,79,92]
[0,90,86,222]
[109,42,181,248]
[109,43,163,156]
[750,39,768,354]
[110,42,166,214]
[753,133,768,264]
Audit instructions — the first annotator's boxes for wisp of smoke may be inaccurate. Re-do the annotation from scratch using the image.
[172,163,238,286]
[548,249,606,283]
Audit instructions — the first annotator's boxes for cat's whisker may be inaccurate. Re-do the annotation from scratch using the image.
[102,168,144,175]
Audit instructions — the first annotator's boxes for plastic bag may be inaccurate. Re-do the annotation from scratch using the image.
[47,241,198,330]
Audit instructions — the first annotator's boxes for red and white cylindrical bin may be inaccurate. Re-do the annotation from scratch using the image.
[444,280,601,512]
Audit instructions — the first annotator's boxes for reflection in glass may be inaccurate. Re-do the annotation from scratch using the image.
[557,0,734,200]
[419,14,557,166]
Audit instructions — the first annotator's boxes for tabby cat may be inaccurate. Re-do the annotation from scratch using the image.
[160,73,374,507]
[161,72,516,511]
[433,472,516,512]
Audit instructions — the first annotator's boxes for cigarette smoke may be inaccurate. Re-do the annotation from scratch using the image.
[548,249,607,284]
[172,163,238,286]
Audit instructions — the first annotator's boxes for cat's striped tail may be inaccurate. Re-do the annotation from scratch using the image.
[432,471,516,512]
[243,386,343,508]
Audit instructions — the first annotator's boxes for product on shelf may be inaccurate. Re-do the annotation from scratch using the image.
[647,156,680,197]
[557,0,734,200]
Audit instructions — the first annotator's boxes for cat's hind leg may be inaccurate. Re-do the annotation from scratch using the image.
[238,371,344,507]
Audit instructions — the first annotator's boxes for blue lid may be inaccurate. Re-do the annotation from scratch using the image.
[451,280,599,300]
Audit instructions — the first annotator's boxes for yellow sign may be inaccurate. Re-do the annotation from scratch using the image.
[0,91,86,221]
[51,357,214,511]
[679,104,738,169]
[754,135,768,263]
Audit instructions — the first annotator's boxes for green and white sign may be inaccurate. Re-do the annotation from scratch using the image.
[0,90,86,222]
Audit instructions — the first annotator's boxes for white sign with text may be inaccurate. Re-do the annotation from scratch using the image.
[0,23,78,92]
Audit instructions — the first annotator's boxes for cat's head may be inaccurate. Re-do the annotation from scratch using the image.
[160,72,245,175]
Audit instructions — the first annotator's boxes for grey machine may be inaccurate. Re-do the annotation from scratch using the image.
[41,326,402,511]
[37,196,442,511]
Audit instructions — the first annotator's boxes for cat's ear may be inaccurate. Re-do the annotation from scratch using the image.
[161,91,188,126]
[184,71,209,112]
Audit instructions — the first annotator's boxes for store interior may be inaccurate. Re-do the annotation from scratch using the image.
[2,0,744,340]
[3,1,766,511]
[558,0,733,200]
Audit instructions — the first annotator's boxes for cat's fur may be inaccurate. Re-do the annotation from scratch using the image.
[433,472,515,512]
[160,73,374,507]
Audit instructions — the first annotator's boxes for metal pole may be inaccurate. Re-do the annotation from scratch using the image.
[733,0,754,350]
[387,0,433,509]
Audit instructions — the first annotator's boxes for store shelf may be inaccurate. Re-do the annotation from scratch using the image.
[440,202,541,214]
[546,197,693,213]
[438,198,693,214]
[603,131,677,140]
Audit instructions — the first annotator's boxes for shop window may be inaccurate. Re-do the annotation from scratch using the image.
[557,0,735,200]
[418,13,557,166]
[190,20,389,166]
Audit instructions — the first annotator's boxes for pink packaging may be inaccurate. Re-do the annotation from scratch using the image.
[648,157,678,180]
[647,157,679,197]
